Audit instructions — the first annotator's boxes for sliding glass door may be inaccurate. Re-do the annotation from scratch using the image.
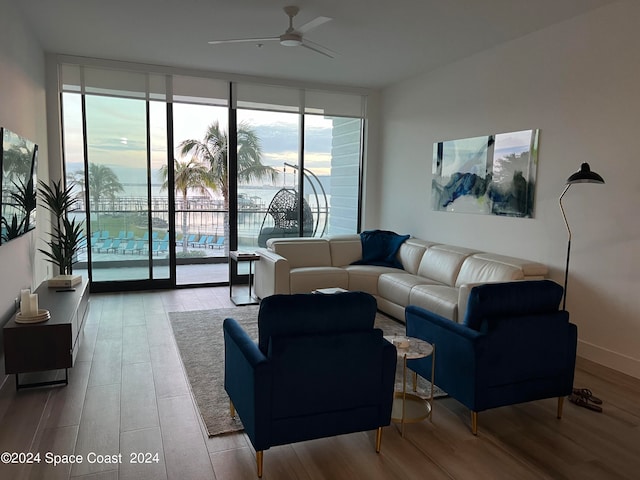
[172,103,229,286]
[64,93,172,288]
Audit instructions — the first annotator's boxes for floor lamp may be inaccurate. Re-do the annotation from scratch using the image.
[558,163,605,310]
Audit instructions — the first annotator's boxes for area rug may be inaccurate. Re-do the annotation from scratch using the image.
[169,306,446,437]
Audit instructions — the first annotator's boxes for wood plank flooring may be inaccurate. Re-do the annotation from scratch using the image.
[1,287,639,479]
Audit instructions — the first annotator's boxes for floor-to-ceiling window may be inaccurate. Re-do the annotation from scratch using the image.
[235,109,300,250]
[58,61,365,291]
[61,66,173,290]
[84,95,162,282]
[171,75,230,285]
[234,84,365,249]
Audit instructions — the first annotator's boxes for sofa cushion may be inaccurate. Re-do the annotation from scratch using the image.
[344,264,402,295]
[397,240,431,275]
[471,253,548,279]
[417,245,477,286]
[270,238,331,268]
[329,234,362,266]
[351,230,410,268]
[378,273,440,307]
[409,284,460,321]
[289,267,349,294]
[455,256,524,287]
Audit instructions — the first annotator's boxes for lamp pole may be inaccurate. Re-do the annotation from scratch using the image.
[558,163,604,311]
[559,184,572,311]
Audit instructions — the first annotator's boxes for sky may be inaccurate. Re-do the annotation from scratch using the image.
[62,93,336,190]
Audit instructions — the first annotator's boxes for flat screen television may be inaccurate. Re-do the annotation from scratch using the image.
[0,127,38,245]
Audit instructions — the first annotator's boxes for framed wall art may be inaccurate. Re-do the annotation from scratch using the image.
[432,129,539,218]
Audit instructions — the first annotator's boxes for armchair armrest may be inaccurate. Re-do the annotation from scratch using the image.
[406,305,482,342]
[405,305,485,410]
[255,248,291,298]
[223,318,272,450]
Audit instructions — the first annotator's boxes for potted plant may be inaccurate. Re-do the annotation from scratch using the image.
[38,179,85,278]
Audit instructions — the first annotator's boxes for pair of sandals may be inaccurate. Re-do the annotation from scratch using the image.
[568,387,603,412]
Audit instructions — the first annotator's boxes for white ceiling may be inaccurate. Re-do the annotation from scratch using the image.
[15,0,615,89]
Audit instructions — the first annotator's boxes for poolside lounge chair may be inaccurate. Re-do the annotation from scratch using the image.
[152,241,169,255]
[108,239,122,253]
[120,240,136,254]
[194,235,209,247]
[133,240,146,254]
[210,236,225,249]
[97,238,113,253]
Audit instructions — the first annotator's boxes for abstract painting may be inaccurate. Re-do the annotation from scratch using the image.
[432,129,539,217]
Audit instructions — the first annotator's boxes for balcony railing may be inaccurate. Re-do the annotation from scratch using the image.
[70,194,329,266]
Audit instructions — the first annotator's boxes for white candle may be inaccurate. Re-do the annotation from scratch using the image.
[29,294,38,315]
[20,289,31,315]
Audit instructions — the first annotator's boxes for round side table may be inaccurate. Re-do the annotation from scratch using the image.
[384,335,435,437]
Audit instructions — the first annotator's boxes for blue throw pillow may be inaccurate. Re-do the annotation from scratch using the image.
[351,229,410,269]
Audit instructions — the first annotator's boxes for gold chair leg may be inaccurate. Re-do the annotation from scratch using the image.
[375,427,383,453]
[471,411,478,435]
[256,450,263,478]
[230,400,235,418]
[557,396,564,419]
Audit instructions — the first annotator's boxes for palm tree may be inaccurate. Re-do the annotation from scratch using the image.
[70,164,125,232]
[87,163,125,208]
[160,158,216,252]
[179,121,277,253]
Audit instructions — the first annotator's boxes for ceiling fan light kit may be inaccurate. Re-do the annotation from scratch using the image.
[208,5,334,58]
[280,33,302,47]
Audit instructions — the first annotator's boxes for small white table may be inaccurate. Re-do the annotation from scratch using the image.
[228,251,260,306]
[384,335,435,437]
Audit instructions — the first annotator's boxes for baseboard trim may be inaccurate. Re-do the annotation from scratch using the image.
[577,339,640,380]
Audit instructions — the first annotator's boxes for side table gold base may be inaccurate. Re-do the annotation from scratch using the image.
[391,392,431,423]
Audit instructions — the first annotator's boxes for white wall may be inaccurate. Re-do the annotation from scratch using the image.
[0,0,48,328]
[377,1,640,378]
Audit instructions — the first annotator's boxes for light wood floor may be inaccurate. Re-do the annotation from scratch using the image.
[1,287,639,480]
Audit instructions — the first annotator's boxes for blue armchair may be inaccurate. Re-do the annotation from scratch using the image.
[223,291,397,477]
[405,280,577,435]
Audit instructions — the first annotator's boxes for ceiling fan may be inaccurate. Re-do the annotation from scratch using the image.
[208,6,335,58]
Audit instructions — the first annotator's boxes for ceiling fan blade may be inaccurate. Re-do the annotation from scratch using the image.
[302,39,336,58]
[297,16,332,33]
[208,37,279,45]
[301,41,335,59]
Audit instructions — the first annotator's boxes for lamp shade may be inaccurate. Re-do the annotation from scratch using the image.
[566,163,605,184]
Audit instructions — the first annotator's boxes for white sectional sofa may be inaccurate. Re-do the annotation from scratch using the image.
[254,234,548,323]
